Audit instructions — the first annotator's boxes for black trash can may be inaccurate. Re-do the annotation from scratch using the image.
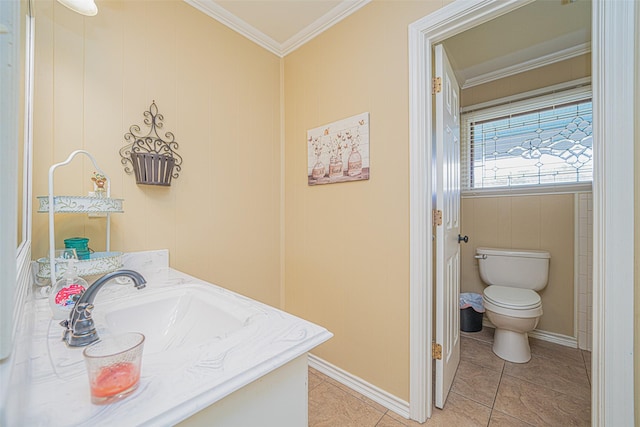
[460,292,483,332]
[460,307,483,332]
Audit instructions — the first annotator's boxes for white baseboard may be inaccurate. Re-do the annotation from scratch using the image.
[528,329,578,348]
[482,319,578,348]
[308,354,410,419]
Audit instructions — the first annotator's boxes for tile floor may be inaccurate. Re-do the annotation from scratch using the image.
[308,327,591,426]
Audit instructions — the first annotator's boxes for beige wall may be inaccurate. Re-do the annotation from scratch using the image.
[460,194,575,336]
[32,0,282,307]
[283,1,443,401]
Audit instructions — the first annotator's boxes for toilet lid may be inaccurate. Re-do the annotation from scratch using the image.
[483,286,541,310]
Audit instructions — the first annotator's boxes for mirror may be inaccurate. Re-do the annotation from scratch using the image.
[0,0,33,360]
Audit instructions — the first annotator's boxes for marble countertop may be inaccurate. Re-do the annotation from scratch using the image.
[21,250,332,426]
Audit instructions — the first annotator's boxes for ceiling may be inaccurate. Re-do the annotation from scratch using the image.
[185,0,591,87]
[184,0,371,57]
[443,0,591,88]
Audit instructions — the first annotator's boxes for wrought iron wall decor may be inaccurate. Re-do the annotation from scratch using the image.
[120,101,182,186]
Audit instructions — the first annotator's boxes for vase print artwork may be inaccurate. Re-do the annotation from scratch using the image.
[307,112,370,186]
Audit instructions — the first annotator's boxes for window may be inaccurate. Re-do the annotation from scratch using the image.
[462,87,592,192]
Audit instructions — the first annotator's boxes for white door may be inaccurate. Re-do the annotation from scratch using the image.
[434,43,461,409]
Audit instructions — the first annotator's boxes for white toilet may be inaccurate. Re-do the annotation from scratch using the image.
[476,247,551,363]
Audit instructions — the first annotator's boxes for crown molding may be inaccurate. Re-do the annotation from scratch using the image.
[184,0,371,57]
[279,0,371,56]
[184,0,282,56]
[461,42,591,89]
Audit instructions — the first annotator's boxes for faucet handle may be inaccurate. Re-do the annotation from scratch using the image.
[83,303,94,315]
[70,302,97,336]
[61,302,99,347]
[75,303,94,323]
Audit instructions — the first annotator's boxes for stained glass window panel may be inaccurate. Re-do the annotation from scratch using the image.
[464,97,592,190]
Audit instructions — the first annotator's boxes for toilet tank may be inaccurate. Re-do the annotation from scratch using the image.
[476,247,551,291]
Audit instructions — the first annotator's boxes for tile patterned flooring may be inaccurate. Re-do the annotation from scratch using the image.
[308,327,591,426]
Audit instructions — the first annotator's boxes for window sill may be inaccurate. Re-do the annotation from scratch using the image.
[462,183,592,198]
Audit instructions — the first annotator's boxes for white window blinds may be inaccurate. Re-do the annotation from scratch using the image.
[461,87,592,192]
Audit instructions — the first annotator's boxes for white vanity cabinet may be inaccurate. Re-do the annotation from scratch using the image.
[177,355,309,427]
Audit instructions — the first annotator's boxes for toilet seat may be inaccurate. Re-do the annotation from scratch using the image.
[484,286,541,309]
[483,286,542,318]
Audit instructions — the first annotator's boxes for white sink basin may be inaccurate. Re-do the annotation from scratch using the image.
[92,283,264,354]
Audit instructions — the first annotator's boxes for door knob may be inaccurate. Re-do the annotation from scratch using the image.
[458,234,469,244]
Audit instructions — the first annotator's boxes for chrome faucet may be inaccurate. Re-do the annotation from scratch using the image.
[60,269,146,347]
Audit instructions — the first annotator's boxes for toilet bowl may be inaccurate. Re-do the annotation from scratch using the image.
[476,247,550,363]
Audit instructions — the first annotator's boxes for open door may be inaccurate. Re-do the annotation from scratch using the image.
[434,43,461,409]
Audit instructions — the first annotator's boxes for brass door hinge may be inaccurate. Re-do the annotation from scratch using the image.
[432,77,442,94]
[432,342,442,360]
[433,209,443,227]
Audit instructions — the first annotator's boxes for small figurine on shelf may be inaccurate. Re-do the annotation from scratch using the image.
[91,172,107,198]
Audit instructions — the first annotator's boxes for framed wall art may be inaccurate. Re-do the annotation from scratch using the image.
[307,112,370,186]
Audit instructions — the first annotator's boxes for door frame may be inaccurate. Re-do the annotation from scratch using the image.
[408,0,637,424]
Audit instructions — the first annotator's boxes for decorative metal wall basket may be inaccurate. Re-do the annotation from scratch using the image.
[120,101,182,186]
[131,152,175,186]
